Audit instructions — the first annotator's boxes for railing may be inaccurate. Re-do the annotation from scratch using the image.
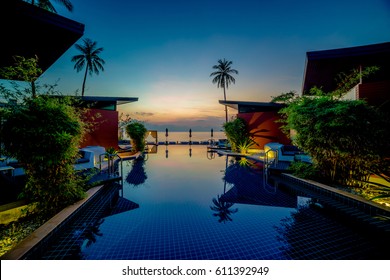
[263,148,278,193]
[99,152,124,188]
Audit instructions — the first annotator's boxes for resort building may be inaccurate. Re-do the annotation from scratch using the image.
[2,1,139,150]
[302,41,390,110]
[219,100,291,149]
[223,42,390,150]
[79,96,138,149]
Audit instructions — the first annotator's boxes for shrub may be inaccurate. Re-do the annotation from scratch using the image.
[223,117,253,152]
[288,161,318,179]
[2,96,86,215]
[126,121,147,152]
[279,95,390,187]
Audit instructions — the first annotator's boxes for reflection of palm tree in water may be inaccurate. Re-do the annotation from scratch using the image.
[126,157,147,186]
[81,218,104,250]
[70,218,105,259]
[210,195,238,223]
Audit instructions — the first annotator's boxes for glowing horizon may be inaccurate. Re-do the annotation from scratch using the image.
[38,0,390,130]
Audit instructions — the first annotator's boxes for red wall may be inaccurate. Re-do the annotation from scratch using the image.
[358,81,390,110]
[238,111,291,149]
[80,108,119,149]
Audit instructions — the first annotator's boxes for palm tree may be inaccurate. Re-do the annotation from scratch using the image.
[28,0,74,13]
[210,59,239,122]
[71,38,105,97]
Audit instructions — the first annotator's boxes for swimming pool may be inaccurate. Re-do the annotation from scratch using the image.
[35,145,388,260]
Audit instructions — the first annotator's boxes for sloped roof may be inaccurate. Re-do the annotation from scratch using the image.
[219,100,284,111]
[302,42,390,94]
[81,96,139,106]
[1,1,84,78]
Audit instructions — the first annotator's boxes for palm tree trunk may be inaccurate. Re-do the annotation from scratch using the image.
[81,66,88,97]
[223,85,228,122]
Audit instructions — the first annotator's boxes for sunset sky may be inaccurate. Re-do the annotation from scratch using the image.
[39,0,390,131]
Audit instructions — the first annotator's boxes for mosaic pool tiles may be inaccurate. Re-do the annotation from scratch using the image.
[32,146,389,260]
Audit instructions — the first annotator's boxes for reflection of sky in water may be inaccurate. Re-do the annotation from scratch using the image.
[81,145,294,259]
[78,145,386,260]
[123,145,228,205]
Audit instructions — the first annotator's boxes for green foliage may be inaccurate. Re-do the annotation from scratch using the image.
[272,66,390,191]
[106,147,118,155]
[223,118,253,152]
[126,121,147,152]
[276,92,390,188]
[2,96,86,215]
[0,55,42,98]
[271,91,297,104]
[354,172,390,201]
[0,55,42,85]
[237,138,255,154]
[0,213,47,257]
[332,66,379,98]
[288,161,319,179]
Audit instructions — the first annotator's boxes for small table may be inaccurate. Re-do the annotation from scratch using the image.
[0,166,15,177]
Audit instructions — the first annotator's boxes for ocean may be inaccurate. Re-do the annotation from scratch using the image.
[145,131,226,143]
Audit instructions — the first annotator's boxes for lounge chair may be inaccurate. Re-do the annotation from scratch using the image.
[74,149,95,170]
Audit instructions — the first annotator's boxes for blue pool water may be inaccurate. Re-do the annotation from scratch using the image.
[36,145,388,260]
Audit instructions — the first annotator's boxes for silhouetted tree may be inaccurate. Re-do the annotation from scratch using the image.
[210,59,238,122]
[71,38,105,97]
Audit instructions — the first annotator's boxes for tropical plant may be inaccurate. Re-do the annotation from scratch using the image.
[126,120,147,153]
[2,95,86,215]
[71,38,105,97]
[24,0,73,13]
[273,66,390,190]
[210,58,238,122]
[279,94,390,187]
[223,117,253,153]
[0,55,42,98]
[288,161,319,179]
